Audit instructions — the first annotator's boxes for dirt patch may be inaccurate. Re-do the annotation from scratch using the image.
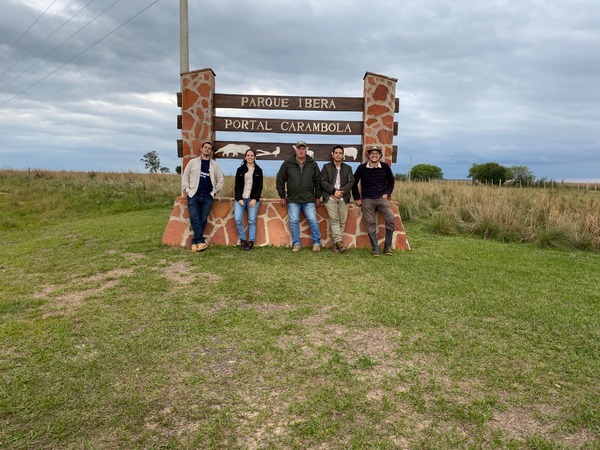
[492,407,551,441]
[161,261,193,284]
[86,268,134,283]
[38,268,135,317]
[123,253,146,261]
[239,302,297,315]
[492,406,595,448]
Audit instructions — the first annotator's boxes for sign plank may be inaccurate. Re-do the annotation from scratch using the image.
[213,141,398,163]
[215,93,400,113]
[214,117,363,135]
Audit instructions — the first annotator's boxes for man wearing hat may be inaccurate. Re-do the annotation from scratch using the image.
[276,141,322,252]
[352,146,396,256]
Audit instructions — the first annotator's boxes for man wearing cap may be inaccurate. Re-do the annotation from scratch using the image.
[320,145,354,253]
[276,141,322,252]
[352,146,396,256]
[182,141,224,252]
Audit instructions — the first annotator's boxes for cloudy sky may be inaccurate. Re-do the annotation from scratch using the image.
[1,0,599,181]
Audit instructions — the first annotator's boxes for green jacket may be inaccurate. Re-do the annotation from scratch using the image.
[320,162,355,203]
[276,155,322,203]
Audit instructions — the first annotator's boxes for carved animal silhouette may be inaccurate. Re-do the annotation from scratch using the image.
[215,143,250,157]
[343,147,358,160]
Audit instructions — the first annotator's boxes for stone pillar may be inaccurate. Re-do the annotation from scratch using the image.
[162,68,215,245]
[180,68,216,176]
[362,72,398,165]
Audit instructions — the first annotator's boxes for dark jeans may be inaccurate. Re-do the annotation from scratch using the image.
[187,192,214,244]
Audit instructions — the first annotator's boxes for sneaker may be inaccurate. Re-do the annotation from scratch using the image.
[312,244,321,253]
[292,245,301,253]
[338,242,347,253]
[239,239,247,250]
[331,243,340,253]
[191,244,198,252]
[196,243,208,252]
[243,241,254,251]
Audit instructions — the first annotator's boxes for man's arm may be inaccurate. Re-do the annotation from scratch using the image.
[313,162,322,199]
[182,160,192,196]
[275,162,287,199]
[384,163,395,197]
[213,160,225,195]
[352,164,363,201]
[340,165,355,195]
[320,165,335,195]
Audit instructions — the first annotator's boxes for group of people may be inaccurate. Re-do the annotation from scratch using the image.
[182,141,396,256]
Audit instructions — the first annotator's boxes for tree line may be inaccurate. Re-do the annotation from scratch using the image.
[397,162,536,185]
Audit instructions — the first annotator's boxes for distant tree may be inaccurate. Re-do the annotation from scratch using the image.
[394,173,408,182]
[160,167,170,174]
[141,151,161,173]
[468,162,510,185]
[175,165,182,175]
[410,164,443,180]
[508,165,535,185]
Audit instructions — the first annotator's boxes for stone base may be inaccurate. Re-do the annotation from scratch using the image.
[162,197,410,250]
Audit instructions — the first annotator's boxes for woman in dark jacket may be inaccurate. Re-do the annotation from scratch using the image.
[234,148,263,251]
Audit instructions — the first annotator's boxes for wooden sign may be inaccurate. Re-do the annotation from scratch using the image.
[215,93,400,112]
[211,141,398,162]
[214,117,363,135]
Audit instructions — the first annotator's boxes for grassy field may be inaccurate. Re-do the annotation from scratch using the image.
[1,170,599,449]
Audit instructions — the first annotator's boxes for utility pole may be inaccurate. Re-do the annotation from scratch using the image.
[180,0,189,74]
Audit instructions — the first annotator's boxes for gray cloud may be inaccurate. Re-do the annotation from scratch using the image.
[0,0,598,180]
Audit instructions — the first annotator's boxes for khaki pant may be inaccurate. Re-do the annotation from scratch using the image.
[361,198,395,234]
[324,197,349,244]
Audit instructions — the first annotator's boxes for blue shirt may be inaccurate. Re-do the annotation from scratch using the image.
[197,159,213,194]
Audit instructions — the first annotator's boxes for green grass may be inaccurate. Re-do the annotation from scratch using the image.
[0,171,599,449]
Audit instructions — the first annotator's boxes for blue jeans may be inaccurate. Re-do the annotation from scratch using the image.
[288,202,321,246]
[187,192,213,244]
[234,199,260,242]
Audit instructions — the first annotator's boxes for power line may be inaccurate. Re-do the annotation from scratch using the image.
[1,0,124,90]
[0,0,162,107]
[0,0,99,79]
[0,0,59,63]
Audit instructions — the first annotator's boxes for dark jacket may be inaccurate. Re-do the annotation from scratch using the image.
[276,155,322,203]
[234,163,263,201]
[320,162,355,203]
[352,162,395,200]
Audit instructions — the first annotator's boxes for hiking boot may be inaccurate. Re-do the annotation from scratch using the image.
[336,241,347,253]
[239,239,247,250]
[331,242,340,253]
[191,244,198,252]
[196,242,208,252]
[292,245,301,253]
[312,244,321,253]
[383,229,394,256]
[368,232,380,256]
[244,241,254,251]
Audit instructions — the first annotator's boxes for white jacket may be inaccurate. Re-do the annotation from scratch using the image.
[182,157,224,198]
